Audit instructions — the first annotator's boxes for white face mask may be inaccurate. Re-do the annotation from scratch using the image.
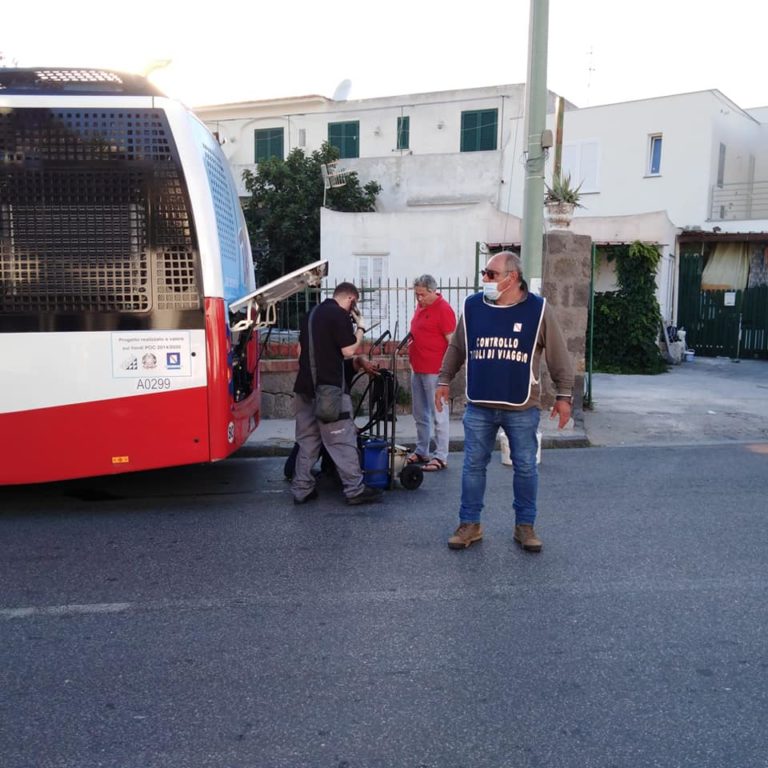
[483,282,500,301]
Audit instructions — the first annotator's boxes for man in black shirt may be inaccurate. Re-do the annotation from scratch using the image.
[292,282,383,505]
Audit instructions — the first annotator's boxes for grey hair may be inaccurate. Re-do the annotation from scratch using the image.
[413,274,438,291]
[496,251,523,280]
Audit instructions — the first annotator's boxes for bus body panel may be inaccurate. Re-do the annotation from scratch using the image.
[0,328,210,484]
[0,330,207,414]
[0,94,160,110]
[0,71,262,484]
[204,298,260,461]
[0,300,261,484]
[168,104,261,460]
[164,101,256,305]
[0,387,211,485]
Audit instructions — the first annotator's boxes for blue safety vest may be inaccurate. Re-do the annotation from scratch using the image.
[463,292,546,406]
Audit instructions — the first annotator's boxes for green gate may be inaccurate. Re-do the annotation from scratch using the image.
[678,247,768,359]
[741,284,768,357]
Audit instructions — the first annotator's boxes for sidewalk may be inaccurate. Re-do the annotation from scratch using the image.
[584,355,768,447]
[237,405,589,458]
[238,356,768,457]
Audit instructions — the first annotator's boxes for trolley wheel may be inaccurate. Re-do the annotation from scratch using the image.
[399,463,423,490]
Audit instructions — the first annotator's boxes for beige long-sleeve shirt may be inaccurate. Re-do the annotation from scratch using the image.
[438,295,574,410]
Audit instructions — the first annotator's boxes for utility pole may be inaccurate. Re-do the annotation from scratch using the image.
[520,0,550,295]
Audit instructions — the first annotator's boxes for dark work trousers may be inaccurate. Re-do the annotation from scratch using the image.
[292,393,364,501]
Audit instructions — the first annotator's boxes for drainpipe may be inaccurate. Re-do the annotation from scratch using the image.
[474,241,480,291]
[520,0,550,295]
[553,96,564,184]
[474,241,484,292]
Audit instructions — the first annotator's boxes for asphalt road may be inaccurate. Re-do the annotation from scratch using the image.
[2,444,768,768]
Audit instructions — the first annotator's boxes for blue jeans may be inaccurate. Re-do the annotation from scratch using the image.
[411,372,450,462]
[460,403,540,525]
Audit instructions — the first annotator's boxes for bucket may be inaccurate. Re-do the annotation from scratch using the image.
[684,349,696,362]
[362,439,389,489]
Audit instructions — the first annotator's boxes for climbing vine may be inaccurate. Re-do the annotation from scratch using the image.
[592,241,667,374]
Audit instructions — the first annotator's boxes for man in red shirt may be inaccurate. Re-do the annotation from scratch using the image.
[408,275,457,471]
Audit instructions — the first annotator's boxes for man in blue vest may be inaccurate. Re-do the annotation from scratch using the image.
[435,251,574,552]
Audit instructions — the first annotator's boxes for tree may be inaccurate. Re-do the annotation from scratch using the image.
[242,142,381,285]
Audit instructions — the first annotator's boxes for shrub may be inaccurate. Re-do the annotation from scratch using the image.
[592,242,667,374]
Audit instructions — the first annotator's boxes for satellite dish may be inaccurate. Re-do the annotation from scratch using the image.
[332,79,352,101]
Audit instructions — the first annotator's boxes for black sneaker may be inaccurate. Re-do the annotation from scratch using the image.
[293,489,319,505]
[346,485,383,505]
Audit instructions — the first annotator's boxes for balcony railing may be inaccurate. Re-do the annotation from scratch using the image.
[710,180,768,221]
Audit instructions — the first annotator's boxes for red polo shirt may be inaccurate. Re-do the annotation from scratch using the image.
[409,294,457,374]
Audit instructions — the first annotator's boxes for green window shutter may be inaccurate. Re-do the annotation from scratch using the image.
[461,111,479,152]
[460,109,498,152]
[328,121,359,159]
[254,128,284,162]
[397,116,410,150]
[328,122,343,153]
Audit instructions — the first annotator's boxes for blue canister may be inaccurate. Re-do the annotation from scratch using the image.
[362,439,389,489]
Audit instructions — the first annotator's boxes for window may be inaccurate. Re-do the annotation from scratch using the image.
[648,134,662,175]
[328,121,359,158]
[717,142,726,188]
[355,253,388,320]
[562,140,600,193]
[254,128,284,163]
[397,116,410,150]
[460,109,498,152]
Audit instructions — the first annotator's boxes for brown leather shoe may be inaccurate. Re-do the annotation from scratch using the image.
[514,524,542,552]
[448,522,483,550]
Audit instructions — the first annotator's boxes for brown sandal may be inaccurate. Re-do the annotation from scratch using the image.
[406,453,428,464]
[423,458,447,472]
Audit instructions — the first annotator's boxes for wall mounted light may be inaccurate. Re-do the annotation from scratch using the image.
[437,120,445,130]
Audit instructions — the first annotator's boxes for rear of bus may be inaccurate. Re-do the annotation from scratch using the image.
[0,69,259,484]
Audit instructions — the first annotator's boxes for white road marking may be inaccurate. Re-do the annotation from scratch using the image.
[1,602,132,619]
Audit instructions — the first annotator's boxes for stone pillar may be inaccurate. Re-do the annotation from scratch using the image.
[540,231,591,410]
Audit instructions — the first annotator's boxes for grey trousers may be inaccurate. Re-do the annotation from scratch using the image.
[292,393,364,501]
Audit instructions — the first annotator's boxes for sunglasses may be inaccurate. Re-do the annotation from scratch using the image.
[481,268,508,280]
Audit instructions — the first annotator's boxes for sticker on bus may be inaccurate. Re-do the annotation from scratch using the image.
[112,332,193,378]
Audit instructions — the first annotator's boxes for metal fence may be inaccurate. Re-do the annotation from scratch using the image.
[262,277,477,347]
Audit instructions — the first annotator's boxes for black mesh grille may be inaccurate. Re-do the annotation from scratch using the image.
[33,69,124,85]
[0,108,201,319]
[1,109,174,163]
[203,145,239,265]
[0,200,148,313]
[0,68,163,96]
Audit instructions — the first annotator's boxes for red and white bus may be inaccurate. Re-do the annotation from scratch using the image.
[0,68,325,485]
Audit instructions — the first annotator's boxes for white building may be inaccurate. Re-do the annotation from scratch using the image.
[195,84,768,332]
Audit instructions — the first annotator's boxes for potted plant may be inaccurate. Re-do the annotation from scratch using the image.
[544,173,583,229]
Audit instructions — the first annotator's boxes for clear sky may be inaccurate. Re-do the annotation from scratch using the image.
[2,0,767,110]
